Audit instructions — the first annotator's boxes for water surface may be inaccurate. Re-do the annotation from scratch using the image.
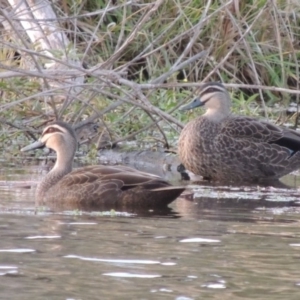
[1,163,300,299]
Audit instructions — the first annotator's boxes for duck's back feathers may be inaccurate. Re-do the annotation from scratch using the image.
[221,116,300,153]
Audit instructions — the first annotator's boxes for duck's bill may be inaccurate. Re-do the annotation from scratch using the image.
[21,140,45,152]
[179,98,204,111]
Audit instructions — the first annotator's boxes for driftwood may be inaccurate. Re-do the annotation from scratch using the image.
[97,148,182,182]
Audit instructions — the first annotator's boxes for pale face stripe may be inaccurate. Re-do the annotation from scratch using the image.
[199,83,226,98]
[198,83,226,104]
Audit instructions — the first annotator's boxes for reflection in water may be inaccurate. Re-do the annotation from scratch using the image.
[0,165,300,299]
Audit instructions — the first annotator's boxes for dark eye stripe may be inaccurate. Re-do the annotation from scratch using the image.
[203,87,222,94]
[199,83,226,97]
[43,126,63,136]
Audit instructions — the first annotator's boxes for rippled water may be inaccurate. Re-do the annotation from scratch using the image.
[1,163,300,299]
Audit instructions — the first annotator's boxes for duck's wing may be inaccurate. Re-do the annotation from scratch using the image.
[55,169,124,207]
[221,116,300,152]
[52,165,184,208]
[221,116,282,142]
[57,165,164,196]
[65,165,163,187]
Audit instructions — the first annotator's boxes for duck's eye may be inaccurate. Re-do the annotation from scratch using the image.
[45,127,55,134]
[43,127,61,135]
[205,87,218,93]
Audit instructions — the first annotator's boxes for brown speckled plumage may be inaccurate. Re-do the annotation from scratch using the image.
[22,121,184,210]
[178,82,300,183]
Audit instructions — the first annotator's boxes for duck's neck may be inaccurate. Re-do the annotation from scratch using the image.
[36,147,74,203]
[203,109,230,122]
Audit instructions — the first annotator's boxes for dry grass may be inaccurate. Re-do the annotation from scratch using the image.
[0,0,300,154]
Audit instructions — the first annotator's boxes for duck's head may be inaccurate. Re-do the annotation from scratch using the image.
[180,82,231,120]
[21,121,77,154]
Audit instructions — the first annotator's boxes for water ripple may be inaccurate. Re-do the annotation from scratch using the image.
[64,255,161,265]
[102,272,161,278]
[180,238,220,243]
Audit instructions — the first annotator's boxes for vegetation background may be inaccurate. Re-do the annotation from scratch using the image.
[1,0,300,157]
